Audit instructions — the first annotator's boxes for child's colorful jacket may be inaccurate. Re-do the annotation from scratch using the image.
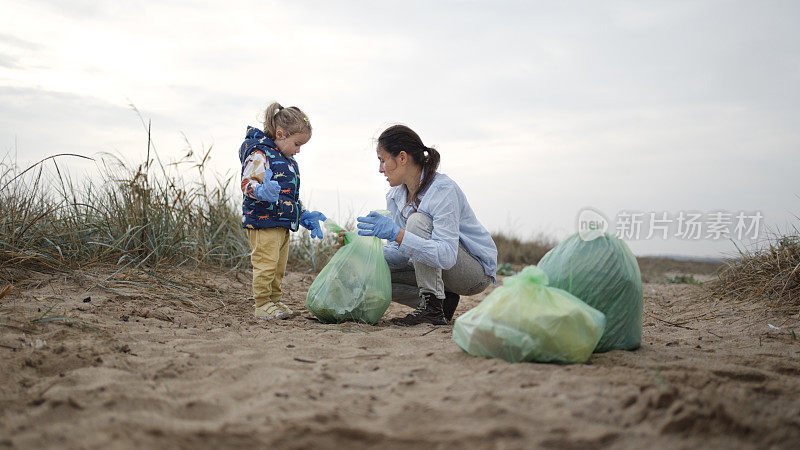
[239,126,302,231]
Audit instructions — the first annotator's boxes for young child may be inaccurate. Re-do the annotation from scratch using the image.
[239,102,326,319]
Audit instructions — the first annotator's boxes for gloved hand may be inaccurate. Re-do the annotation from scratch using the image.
[254,168,280,202]
[357,211,401,241]
[300,210,327,239]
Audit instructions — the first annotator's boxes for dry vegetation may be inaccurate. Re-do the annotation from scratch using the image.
[708,232,800,308]
[0,144,338,287]
[0,137,790,303]
[0,150,246,282]
[491,231,556,266]
[637,256,724,283]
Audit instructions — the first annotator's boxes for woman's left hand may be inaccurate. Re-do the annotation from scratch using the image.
[357,211,401,241]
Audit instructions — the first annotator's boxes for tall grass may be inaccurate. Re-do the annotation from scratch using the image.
[0,140,359,285]
[288,226,348,273]
[0,122,585,284]
[491,231,556,266]
[0,141,250,282]
[708,229,800,305]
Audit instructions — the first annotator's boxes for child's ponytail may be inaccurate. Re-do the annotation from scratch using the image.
[262,102,312,140]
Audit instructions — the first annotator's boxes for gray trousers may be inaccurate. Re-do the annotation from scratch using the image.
[391,212,493,308]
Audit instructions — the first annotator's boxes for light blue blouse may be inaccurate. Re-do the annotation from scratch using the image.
[382,172,498,281]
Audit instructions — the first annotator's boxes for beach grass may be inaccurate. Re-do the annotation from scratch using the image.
[0,142,360,285]
[1,137,559,283]
[3,137,780,297]
[491,231,556,266]
[707,228,800,306]
[0,141,249,283]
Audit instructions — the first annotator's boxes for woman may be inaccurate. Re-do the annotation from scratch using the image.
[356,125,498,326]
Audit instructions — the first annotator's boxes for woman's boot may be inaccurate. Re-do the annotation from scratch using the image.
[443,291,460,322]
[391,292,447,326]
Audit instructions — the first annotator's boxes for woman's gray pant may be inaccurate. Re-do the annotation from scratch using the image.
[390,212,493,308]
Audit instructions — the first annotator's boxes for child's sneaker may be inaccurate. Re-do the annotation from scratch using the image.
[254,301,294,319]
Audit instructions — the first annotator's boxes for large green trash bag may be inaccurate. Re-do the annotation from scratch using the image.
[452,266,606,364]
[538,233,642,352]
[305,220,391,324]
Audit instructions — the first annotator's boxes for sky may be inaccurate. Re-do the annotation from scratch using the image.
[1,0,799,258]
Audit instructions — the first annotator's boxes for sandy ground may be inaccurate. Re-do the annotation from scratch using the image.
[1,267,799,449]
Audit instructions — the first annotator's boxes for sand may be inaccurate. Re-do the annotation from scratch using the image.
[1,268,799,449]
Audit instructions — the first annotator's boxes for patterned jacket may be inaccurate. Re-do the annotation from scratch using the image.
[239,126,302,231]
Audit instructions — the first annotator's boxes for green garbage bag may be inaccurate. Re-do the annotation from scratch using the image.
[305,220,391,324]
[452,266,606,364]
[538,233,642,352]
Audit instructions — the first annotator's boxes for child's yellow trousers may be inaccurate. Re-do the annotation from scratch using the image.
[247,227,290,308]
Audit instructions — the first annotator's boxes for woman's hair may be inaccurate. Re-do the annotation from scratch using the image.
[377,125,440,213]
[262,102,312,140]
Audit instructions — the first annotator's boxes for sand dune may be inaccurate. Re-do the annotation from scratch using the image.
[1,269,799,448]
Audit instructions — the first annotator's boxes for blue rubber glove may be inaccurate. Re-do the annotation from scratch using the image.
[357,211,401,241]
[254,168,280,202]
[300,210,327,239]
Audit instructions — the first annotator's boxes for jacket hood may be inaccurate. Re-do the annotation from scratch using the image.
[239,126,277,164]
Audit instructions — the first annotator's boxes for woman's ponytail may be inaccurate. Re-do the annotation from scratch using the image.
[417,146,440,205]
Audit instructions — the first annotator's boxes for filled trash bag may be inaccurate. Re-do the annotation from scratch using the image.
[305,220,391,324]
[538,233,642,352]
[452,266,606,364]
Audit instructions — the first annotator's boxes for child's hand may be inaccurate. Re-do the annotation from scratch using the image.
[336,230,345,248]
[254,168,280,202]
[300,210,326,239]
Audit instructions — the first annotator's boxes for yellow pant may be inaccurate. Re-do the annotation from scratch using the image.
[247,227,290,308]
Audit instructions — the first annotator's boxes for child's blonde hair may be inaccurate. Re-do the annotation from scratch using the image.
[263,102,312,140]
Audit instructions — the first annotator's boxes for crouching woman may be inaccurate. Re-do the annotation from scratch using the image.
[356,125,498,326]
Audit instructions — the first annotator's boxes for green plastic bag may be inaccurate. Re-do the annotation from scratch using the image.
[305,220,391,324]
[538,233,642,352]
[452,266,606,364]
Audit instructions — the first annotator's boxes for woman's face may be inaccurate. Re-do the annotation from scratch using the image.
[377,147,403,187]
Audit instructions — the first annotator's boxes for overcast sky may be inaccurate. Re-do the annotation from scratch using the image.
[2,0,798,257]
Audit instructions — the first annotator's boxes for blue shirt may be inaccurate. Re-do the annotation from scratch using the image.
[382,172,498,281]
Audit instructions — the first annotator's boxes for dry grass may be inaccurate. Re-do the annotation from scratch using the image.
[637,256,724,283]
[0,122,350,289]
[492,231,556,266]
[0,149,249,284]
[287,219,355,273]
[4,121,792,309]
[707,231,800,307]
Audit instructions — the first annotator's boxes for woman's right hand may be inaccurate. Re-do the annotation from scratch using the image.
[356,211,401,241]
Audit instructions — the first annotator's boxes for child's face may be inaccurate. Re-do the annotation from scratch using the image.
[274,128,311,158]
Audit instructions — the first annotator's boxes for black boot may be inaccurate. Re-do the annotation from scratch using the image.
[443,291,460,322]
[391,292,448,326]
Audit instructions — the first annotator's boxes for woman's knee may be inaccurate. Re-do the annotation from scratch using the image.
[446,276,491,296]
[405,212,433,237]
[465,277,492,295]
